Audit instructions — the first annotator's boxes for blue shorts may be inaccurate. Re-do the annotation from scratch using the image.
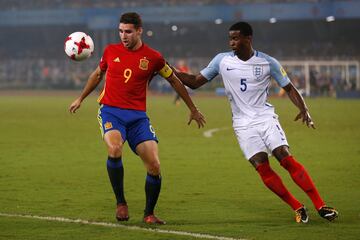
[97,104,158,154]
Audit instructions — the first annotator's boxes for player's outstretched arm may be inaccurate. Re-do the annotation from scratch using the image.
[283,82,315,129]
[69,66,105,114]
[172,67,208,89]
[166,73,206,128]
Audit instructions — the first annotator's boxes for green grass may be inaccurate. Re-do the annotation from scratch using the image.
[0,93,359,240]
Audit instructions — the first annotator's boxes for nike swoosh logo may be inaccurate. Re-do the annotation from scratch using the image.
[226,67,238,71]
[324,213,335,217]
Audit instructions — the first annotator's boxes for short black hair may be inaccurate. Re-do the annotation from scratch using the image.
[120,12,142,28]
[229,22,253,36]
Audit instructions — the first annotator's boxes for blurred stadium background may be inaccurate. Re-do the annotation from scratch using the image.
[0,0,359,98]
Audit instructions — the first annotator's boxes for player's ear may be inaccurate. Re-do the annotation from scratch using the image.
[137,27,143,35]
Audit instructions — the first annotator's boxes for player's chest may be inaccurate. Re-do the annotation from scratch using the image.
[222,62,269,79]
[107,53,156,80]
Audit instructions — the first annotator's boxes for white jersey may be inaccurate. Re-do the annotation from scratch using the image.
[200,50,290,128]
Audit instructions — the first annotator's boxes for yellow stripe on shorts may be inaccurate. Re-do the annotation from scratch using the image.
[97,105,104,138]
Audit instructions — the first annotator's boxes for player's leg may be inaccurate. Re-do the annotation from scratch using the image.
[273,146,338,221]
[234,126,304,222]
[103,130,129,221]
[127,116,165,224]
[98,106,128,221]
[273,144,325,210]
[250,152,303,213]
[136,140,165,224]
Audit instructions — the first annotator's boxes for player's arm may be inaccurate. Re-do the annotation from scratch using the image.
[268,55,315,129]
[159,64,206,128]
[172,53,223,89]
[283,82,315,129]
[172,69,208,89]
[69,66,105,113]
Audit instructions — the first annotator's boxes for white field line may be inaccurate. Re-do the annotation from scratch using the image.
[203,128,229,138]
[0,212,247,240]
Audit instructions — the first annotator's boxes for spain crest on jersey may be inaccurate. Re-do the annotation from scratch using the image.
[253,65,263,79]
[139,58,149,70]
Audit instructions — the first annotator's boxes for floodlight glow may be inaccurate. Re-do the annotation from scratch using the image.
[326,16,335,22]
[269,18,277,24]
[215,18,223,24]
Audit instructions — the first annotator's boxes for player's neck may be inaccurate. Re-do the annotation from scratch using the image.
[235,48,254,61]
[130,40,143,51]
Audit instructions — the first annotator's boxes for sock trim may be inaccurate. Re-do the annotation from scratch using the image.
[146,173,161,185]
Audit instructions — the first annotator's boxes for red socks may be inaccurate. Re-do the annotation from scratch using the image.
[280,155,325,210]
[256,161,302,210]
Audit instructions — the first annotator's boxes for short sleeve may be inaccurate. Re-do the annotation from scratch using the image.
[154,54,173,79]
[268,56,290,87]
[99,47,108,72]
[200,53,226,81]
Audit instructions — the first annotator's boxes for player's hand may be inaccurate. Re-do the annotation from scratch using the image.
[69,98,82,114]
[294,110,315,129]
[188,108,206,128]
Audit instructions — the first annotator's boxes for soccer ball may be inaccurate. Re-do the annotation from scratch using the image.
[64,32,94,61]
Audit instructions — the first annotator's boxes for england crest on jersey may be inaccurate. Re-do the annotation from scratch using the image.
[253,65,263,79]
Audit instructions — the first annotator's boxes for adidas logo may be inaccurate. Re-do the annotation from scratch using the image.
[113,57,120,62]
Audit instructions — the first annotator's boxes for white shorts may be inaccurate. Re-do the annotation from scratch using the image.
[234,117,289,160]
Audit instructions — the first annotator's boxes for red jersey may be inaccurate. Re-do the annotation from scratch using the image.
[98,43,172,111]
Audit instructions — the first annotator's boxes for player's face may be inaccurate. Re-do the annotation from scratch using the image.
[119,23,142,50]
[229,31,251,52]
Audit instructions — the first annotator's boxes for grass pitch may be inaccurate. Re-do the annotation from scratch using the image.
[0,93,359,240]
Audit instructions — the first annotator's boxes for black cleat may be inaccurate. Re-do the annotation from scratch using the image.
[318,206,338,221]
[295,206,309,223]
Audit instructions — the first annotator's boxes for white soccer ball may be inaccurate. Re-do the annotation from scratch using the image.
[64,32,94,61]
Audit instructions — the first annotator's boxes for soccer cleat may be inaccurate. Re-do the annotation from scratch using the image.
[318,206,338,221]
[116,203,129,221]
[143,214,166,225]
[295,206,309,223]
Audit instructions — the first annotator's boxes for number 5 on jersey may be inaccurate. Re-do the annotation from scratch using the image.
[240,78,247,92]
[124,68,132,83]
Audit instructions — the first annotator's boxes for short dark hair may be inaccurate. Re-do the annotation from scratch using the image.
[120,12,142,28]
[229,22,253,36]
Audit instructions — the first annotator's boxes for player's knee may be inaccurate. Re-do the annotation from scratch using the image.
[107,143,123,157]
[147,161,161,175]
[273,146,290,161]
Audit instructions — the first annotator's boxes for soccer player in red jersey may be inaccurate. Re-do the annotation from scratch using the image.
[69,12,206,225]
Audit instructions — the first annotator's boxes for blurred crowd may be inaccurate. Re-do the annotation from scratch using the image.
[0,57,356,98]
[0,58,96,90]
[0,0,330,10]
[0,1,358,96]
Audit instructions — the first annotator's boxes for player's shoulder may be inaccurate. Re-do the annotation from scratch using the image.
[214,51,234,60]
[211,51,234,65]
[142,44,163,58]
[255,50,279,64]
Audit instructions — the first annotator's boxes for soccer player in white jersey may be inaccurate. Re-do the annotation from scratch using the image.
[173,22,338,223]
